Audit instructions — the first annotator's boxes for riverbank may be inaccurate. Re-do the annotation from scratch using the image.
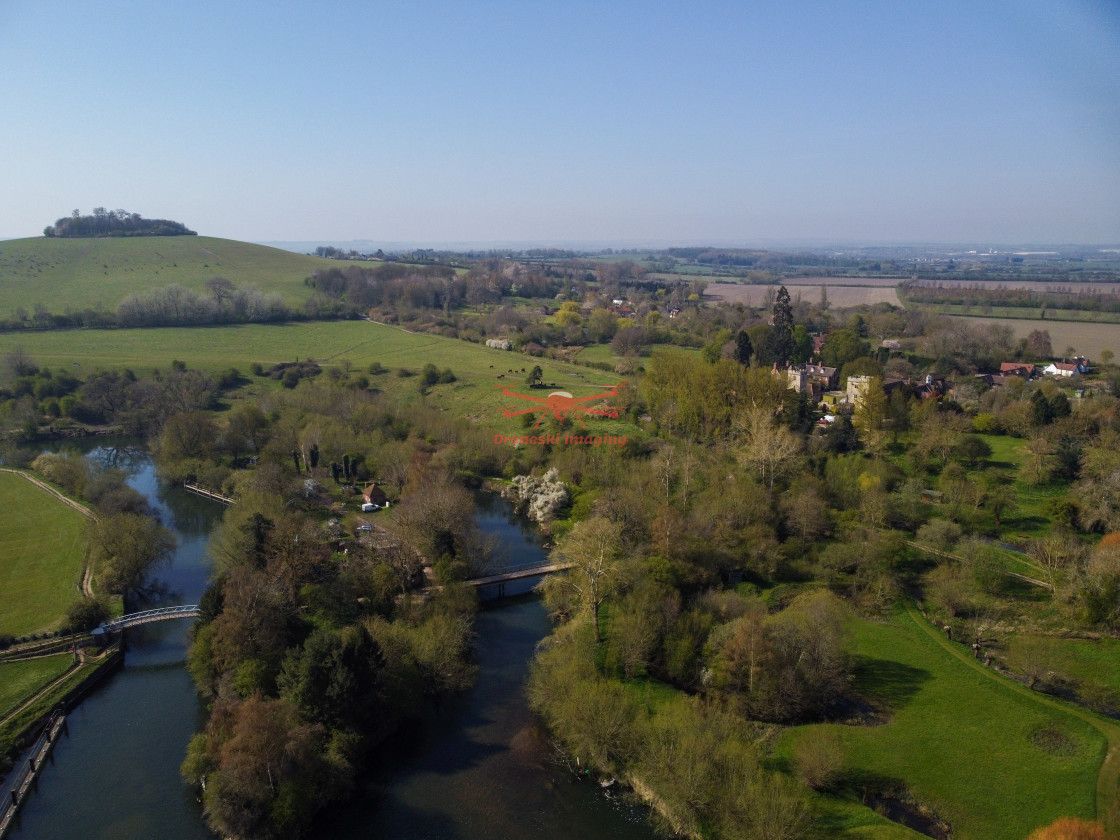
[0,643,122,833]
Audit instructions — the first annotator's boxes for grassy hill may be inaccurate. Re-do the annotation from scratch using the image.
[0,236,338,314]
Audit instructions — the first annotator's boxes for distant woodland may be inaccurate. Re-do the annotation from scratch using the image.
[44,208,196,238]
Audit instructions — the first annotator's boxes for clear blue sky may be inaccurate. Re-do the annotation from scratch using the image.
[1,0,1118,245]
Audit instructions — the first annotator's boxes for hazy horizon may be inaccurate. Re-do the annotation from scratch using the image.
[2,1,1118,244]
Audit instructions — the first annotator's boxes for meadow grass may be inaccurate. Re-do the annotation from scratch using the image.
[0,656,72,718]
[0,320,644,439]
[0,657,101,760]
[574,343,619,367]
[0,236,335,312]
[1004,635,1120,693]
[786,609,1109,840]
[0,472,88,637]
[983,435,1072,538]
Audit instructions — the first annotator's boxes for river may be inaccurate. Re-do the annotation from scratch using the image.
[7,447,656,840]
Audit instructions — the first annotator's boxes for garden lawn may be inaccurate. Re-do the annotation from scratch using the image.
[795,609,1108,840]
[0,472,88,636]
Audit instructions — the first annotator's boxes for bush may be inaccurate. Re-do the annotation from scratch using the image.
[217,368,242,388]
[972,413,1001,434]
[793,727,845,790]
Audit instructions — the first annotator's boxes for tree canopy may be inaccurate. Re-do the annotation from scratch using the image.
[44,208,196,238]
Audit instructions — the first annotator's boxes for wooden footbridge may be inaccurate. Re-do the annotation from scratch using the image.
[466,561,574,601]
[182,482,236,505]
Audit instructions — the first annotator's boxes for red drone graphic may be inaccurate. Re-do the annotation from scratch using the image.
[494,382,627,428]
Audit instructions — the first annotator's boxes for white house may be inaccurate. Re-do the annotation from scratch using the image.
[1043,360,1089,377]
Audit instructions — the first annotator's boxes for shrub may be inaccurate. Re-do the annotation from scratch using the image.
[793,727,845,790]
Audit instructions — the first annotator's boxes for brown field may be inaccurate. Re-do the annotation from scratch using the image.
[947,316,1120,360]
[703,282,901,308]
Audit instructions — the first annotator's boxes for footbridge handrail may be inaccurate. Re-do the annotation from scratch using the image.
[101,605,201,632]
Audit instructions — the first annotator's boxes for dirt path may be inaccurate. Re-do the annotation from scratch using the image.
[905,540,1052,590]
[906,604,1120,831]
[0,468,97,597]
[0,657,80,729]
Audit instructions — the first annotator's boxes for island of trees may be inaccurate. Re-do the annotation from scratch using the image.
[43,207,196,238]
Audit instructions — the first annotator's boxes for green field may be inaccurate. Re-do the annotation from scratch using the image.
[0,472,88,637]
[785,609,1113,840]
[0,236,337,313]
[1005,635,1120,694]
[0,655,102,762]
[0,656,73,718]
[574,343,619,367]
[0,320,642,437]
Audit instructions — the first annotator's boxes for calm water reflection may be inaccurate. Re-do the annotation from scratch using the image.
[7,448,655,840]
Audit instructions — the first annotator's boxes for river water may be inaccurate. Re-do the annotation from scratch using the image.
[7,448,656,840]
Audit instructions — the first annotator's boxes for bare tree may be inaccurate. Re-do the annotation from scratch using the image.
[542,516,624,642]
[1028,532,1085,591]
[739,406,802,488]
[206,276,236,309]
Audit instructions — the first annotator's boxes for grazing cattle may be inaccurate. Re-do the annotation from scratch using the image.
[497,374,504,379]
[489,365,493,368]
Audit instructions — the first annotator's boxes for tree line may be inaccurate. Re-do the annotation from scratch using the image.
[0,277,292,332]
[901,280,1120,314]
[43,207,196,238]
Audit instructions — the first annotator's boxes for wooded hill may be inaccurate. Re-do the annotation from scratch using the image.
[44,208,195,238]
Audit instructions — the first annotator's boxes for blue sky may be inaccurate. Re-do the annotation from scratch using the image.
[1,0,1118,245]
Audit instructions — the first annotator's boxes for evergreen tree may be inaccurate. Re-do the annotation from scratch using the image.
[767,286,795,365]
[734,330,753,365]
